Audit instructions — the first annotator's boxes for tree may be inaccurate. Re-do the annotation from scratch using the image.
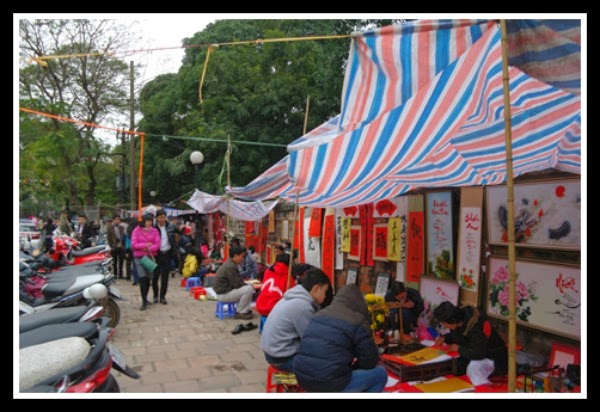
[19,19,136,209]
[138,19,388,200]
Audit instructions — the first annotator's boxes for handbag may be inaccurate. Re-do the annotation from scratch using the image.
[140,248,158,272]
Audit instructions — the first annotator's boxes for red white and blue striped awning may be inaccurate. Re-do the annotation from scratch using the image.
[228,19,581,207]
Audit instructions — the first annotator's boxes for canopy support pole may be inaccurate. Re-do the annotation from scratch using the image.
[287,191,300,290]
[500,19,518,393]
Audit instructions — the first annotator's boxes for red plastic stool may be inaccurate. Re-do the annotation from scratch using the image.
[265,364,302,393]
[190,286,205,295]
[180,278,187,287]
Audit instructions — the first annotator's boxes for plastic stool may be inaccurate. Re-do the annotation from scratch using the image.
[259,315,268,334]
[215,301,237,319]
[180,278,187,287]
[185,277,201,291]
[265,364,302,393]
[189,286,204,295]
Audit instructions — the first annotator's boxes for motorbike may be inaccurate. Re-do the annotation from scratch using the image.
[19,323,139,393]
[19,261,123,328]
[19,303,107,334]
[49,234,110,266]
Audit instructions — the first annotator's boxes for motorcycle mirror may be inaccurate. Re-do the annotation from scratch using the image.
[83,283,108,300]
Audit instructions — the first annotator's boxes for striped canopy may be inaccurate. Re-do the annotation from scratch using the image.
[228,19,581,207]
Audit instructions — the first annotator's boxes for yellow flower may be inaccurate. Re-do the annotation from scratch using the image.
[376,313,385,324]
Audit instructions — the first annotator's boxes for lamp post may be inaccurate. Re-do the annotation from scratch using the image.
[190,151,204,250]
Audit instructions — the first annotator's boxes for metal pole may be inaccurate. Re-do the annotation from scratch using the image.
[129,61,136,212]
[195,164,201,250]
[500,19,517,393]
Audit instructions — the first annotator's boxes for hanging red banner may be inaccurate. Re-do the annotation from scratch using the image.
[322,212,335,285]
[213,212,224,243]
[294,207,306,263]
[359,204,374,266]
[374,199,398,217]
[343,206,359,217]
[406,211,425,283]
[308,208,323,237]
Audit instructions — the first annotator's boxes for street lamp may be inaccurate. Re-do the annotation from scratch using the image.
[190,151,204,249]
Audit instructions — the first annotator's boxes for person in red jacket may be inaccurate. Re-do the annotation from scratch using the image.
[256,253,297,317]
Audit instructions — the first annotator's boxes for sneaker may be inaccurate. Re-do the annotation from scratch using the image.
[153,296,159,304]
[234,311,253,320]
[140,302,147,311]
[160,297,168,305]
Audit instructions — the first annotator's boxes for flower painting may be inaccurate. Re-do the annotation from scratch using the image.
[486,257,580,339]
[488,264,538,322]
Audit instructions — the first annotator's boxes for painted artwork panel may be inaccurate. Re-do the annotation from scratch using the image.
[426,191,454,279]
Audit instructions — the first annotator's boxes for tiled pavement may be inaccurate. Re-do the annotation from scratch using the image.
[110,275,268,394]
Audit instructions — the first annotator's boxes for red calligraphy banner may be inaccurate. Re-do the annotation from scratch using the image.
[359,204,374,266]
[308,208,323,237]
[322,213,335,285]
[407,211,425,283]
[373,224,388,260]
[374,199,397,217]
[343,206,359,217]
[213,212,224,243]
[294,207,306,263]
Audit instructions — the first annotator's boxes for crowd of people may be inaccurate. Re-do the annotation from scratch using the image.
[31,209,509,393]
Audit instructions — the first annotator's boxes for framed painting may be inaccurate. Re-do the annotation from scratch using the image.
[486,256,581,340]
[419,276,460,328]
[485,179,581,250]
[425,191,454,279]
[348,225,362,261]
[549,342,580,369]
[373,223,389,261]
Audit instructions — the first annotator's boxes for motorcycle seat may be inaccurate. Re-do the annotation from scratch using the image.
[41,279,76,300]
[19,306,90,333]
[72,245,107,257]
[20,322,99,349]
[20,337,90,391]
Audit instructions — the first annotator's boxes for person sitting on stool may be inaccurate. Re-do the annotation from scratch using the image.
[385,281,424,335]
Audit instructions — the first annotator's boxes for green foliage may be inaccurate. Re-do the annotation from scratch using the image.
[138,19,387,201]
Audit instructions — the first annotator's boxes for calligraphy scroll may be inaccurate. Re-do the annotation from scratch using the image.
[294,207,305,264]
[457,207,482,291]
[359,204,374,266]
[268,210,275,233]
[322,208,336,285]
[335,209,345,270]
[407,211,424,283]
[304,211,321,267]
[340,217,351,252]
[308,207,323,237]
[419,276,460,329]
[373,224,388,261]
[426,191,454,279]
[348,226,361,261]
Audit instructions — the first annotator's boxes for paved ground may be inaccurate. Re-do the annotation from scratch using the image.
[110,275,269,394]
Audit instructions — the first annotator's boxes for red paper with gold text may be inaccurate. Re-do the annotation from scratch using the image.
[308,208,323,237]
[294,207,306,263]
[407,211,425,283]
[322,212,335,285]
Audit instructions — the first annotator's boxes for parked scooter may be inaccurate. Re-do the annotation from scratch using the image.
[19,324,139,393]
[19,263,122,328]
[19,303,107,334]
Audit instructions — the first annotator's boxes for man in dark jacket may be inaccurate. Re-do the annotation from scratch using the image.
[152,209,178,304]
[214,245,261,319]
[292,284,388,392]
[433,301,508,386]
[75,214,94,248]
[385,281,425,334]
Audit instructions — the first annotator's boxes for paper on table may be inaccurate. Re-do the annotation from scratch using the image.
[414,377,474,393]
[398,347,448,365]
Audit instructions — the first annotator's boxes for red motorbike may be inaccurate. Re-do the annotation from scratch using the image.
[49,235,110,266]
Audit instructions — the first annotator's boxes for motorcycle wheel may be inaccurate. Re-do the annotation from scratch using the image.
[96,374,120,393]
[101,298,121,328]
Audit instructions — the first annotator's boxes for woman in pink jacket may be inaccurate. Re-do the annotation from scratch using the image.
[131,214,160,310]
